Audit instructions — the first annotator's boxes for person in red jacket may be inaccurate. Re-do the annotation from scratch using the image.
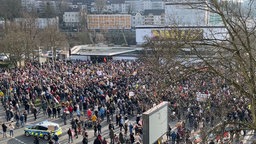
[68,105,73,118]
[87,109,92,119]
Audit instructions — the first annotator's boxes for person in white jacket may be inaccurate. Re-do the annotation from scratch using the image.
[9,123,15,137]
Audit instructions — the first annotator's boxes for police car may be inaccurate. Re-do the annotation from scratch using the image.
[24,120,62,140]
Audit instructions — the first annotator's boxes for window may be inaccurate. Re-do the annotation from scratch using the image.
[37,126,48,131]
[31,126,38,129]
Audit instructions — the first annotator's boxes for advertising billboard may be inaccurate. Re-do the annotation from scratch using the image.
[151,29,204,41]
[142,101,169,144]
[136,26,228,45]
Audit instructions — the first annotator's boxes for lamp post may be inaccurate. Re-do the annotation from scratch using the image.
[38,46,40,63]
[51,46,54,67]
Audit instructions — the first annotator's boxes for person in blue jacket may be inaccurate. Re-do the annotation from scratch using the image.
[52,134,59,144]
[171,131,177,144]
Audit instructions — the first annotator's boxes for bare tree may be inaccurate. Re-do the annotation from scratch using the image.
[0,0,22,21]
[18,12,41,61]
[188,0,256,129]
[143,0,256,142]
[41,1,56,18]
[39,23,68,61]
[1,23,26,66]
[78,9,94,44]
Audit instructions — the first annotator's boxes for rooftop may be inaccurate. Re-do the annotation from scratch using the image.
[71,45,142,56]
[144,9,165,15]
[108,0,126,4]
[65,8,80,12]
[36,120,59,128]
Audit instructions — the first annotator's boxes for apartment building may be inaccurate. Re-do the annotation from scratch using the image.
[21,0,36,11]
[165,1,207,26]
[144,9,165,25]
[131,12,145,27]
[125,0,165,13]
[14,17,59,29]
[87,14,131,29]
[63,8,81,27]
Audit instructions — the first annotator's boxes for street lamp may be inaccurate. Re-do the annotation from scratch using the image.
[38,46,40,63]
[51,46,55,67]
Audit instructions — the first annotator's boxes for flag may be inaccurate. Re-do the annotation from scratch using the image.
[54,97,59,104]
[0,91,4,97]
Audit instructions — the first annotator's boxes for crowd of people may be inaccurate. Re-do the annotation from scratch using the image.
[0,60,149,144]
[0,59,252,144]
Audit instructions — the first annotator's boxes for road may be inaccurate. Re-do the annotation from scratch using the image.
[1,104,255,144]
[0,105,136,144]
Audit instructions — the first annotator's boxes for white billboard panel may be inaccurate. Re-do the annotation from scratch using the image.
[136,28,152,45]
[142,101,169,144]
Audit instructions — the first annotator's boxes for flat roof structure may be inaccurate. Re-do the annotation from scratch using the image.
[71,45,142,56]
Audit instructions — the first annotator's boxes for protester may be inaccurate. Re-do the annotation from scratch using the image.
[93,124,97,137]
[67,128,73,143]
[23,111,27,123]
[102,138,108,144]
[48,138,54,144]
[82,132,88,144]
[33,107,37,120]
[0,59,251,144]
[93,134,102,144]
[97,122,102,134]
[52,134,59,144]
[2,122,7,138]
[119,132,125,144]
[109,128,115,144]
[130,133,135,143]
[20,113,24,127]
[34,136,40,144]
[9,123,14,137]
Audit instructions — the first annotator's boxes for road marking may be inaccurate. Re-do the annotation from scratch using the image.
[0,131,26,144]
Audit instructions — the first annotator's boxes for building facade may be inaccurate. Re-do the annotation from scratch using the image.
[125,0,165,14]
[63,8,81,27]
[21,0,36,11]
[143,0,165,10]
[132,12,145,27]
[14,17,59,29]
[71,0,87,11]
[144,9,165,25]
[165,2,207,26]
[125,0,144,13]
[87,14,131,30]
[36,17,58,28]
[110,3,130,13]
